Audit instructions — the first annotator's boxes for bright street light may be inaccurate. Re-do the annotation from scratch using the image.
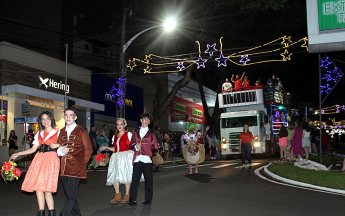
[164,18,176,31]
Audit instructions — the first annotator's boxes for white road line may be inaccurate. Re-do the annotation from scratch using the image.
[212,163,237,168]
[255,165,345,196]
[234,163,261,168]
[162,164,188,169]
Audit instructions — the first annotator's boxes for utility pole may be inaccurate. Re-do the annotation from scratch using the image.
[64,44,68,110]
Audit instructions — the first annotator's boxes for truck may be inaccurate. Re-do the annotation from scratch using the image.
[218,86,290,157]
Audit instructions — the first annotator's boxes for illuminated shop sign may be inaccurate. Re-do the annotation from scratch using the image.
[192,108,203,117]
[38,76,70,94]
[104,92,133,107]
[173,102,186,112]
[319,0,345,30]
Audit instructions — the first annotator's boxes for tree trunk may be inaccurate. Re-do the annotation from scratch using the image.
[151,66,194,128]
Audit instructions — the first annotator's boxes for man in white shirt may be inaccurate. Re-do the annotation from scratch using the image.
[126,113,159,207]
[57,107,93,216]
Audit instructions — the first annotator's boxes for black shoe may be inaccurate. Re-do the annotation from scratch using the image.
[155,165,159,171]
[242,166,245,171]
[142,200,152,206]
[48,209,55,216]
[126,200,137,207]
[37,210,45,216]
[249,165,252,170]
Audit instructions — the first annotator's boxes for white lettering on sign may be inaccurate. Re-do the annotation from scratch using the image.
[323,1,345,23]
[38,76,69,94]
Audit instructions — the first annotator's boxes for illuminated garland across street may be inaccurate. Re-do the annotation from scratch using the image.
[315,104,345,115]
[127,36,309,74]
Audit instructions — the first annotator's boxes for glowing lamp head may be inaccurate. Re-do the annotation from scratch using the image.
[254,136,258,141]
[222,138,226,143]
[253,142,260,148]
[222,144,227,150]
[164,18,176,31]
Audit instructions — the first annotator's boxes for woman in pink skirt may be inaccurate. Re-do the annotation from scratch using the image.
[11,111,60,216]
[278,125,288,161]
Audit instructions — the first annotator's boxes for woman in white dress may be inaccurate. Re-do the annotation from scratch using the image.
[100,118,133,204]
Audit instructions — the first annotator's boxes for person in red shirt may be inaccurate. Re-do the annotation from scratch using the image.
[242,75,250,89]
[239,123,254,171]
[231,71,245,91]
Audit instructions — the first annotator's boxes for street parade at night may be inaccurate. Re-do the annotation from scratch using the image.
[1,1,345,216]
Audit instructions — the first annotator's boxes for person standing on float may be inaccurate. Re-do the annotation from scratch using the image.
[11,111,60,216]
[57,107,93,216]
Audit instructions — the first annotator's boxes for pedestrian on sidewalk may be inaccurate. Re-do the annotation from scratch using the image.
[289,122,303,162]
[127,113,159,207]
[57,107,93,216]
[11,111,61,216]
[279,125,288,161]
[100,118,133,204]
[180,131,186,159]
[239,123,254,170]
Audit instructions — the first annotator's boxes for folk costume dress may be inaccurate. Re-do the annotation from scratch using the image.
[21,129,60,193]
[106,131,133,185]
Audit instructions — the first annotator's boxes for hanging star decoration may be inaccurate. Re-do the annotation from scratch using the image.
[204,43,218,56]
[281,35,292,47]
[301,37,309,51]
[215,37,228,67]
[194,56,207,69]
[215,54,228,67]
[177,62,185,71]
[239,55,250,65]
[144,65,152,74]
[127,59,137,71]
[129,35,308,74]
[280,49,292,61]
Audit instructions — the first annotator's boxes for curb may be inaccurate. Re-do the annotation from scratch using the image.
[256,163,345,195]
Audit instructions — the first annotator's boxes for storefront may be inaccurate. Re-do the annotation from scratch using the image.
[169,96,206,132]
[91,72,144,132]
[0,42,104,162]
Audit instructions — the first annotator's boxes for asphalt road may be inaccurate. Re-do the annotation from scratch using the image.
[1,158,345,216]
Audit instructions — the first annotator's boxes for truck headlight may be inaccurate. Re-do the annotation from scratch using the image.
[222,138,226,143]
[253,142,260,148]
[254,136,258,140]
[222,144,227,150]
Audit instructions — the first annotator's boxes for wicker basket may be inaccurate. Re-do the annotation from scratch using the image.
[152,153,163,165]
[97,158,108,166]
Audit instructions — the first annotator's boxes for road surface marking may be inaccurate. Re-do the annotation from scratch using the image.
[212,163,237,168]
[255,165,345,196]
[234,163,261,168]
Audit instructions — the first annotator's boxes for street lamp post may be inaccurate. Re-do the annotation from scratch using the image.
[116,15,176,118]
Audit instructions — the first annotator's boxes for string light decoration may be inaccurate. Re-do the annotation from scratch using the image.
[320,56,344,104]
[215,37,228,67]
[315,104,345,114]
[109,78,126,106]
[205,43,218,56]
[128,35,309,74]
